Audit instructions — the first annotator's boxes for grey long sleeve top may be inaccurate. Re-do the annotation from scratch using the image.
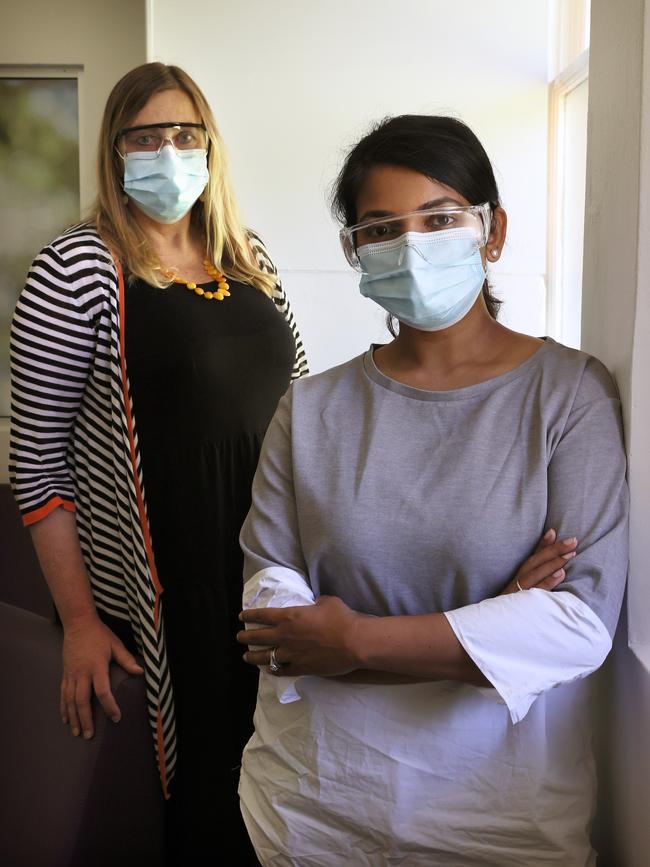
[239,338,628,866]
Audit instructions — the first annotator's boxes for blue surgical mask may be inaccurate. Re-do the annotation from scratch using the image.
[358,227,487,331]
[123,146,209,224]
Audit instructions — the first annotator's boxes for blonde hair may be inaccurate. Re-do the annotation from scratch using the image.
[90,62,276,295]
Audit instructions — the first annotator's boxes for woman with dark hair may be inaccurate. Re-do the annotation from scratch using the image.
[236,116,628,865]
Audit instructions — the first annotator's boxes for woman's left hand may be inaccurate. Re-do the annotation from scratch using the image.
[237,596,362,676]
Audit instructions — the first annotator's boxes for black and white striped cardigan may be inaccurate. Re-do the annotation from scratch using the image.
[9,223,308,795]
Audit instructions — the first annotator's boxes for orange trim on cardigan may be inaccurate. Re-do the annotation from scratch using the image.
[22,496,76,527]
[114,255,169,800]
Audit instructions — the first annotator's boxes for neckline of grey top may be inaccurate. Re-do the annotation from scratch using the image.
[363,336,556,402]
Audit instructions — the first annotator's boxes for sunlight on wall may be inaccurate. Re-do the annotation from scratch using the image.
[151,0,550,372]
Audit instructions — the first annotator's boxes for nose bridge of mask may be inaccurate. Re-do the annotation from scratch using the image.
[158,137,197,157]
[125,142,178,173]
[378,229,481,272]
[156,143,183,178]
[397,232,456,268]
[153,141,187,167]
[124,143,205,181]
[398,237,420,267]
[359,226,480,263]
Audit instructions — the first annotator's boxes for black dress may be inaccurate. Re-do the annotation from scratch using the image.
[123,275,296,865]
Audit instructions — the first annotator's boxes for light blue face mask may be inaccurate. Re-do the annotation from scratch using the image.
[122,145,209,224]
[358,227,487,332]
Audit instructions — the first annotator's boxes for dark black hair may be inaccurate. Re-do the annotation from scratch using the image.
[331,115,502,326]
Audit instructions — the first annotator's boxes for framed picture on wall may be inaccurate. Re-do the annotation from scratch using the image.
[0,71,81,418]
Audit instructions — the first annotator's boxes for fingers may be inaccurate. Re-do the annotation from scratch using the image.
[62,665,127,737]
[532,570,568,591]
[111,641,144,675]
[75,676,94,739]
[93,669,121,723]
[64,675,82,738]
[519,537,577,577]
[243,647,290,670]
[518,551,576,590]
[506,572,566,596]
[237,627,278,646]
[504,535,579,596]
[534,528,556,552]
[60,622,141,738]
[244,649,277,666]
[60,679,68,725]
[239,607,284,625]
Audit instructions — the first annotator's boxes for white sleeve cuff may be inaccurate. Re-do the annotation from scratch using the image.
[242,566,316,704]
[444,589,612,723]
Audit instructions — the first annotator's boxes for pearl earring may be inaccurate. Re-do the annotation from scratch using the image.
[491,249,499,258]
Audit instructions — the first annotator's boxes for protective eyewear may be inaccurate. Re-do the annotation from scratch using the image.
[117,122,208,158]
[339,203,492,271]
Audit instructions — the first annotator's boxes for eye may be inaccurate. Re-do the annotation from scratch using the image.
[427,213,456,229]
[124,132,161,151]
[366,224,392,238]
[362,220,404,242]
[356,224,392,246]
[176,130,197,147]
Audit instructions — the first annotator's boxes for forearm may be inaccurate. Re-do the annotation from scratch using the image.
[352,612,490,687]
[29,507,98,627]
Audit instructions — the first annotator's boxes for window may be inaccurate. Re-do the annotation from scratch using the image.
[547,1,590,348]
[0,70,81,417]
[0,67,80,483]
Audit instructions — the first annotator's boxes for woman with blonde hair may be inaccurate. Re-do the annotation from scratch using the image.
[9,62,307,864]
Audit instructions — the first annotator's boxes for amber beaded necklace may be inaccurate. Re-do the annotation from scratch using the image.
[163,258,231,301]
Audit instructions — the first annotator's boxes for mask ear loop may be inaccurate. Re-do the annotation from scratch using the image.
[114,127,127,162]
[111,139,129,204]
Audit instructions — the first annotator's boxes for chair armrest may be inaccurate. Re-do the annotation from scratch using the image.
[0,601,164,867]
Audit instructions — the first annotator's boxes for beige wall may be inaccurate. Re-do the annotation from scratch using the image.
[0,0,148,482]
[582,0,650,864]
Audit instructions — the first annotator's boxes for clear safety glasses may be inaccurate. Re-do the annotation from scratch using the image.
[116,122,208,159]
[339,202,493,272]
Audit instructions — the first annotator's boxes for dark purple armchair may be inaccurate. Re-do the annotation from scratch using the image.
[0,486,164,867]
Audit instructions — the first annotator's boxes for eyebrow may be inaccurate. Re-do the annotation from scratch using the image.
[356,197,465,224]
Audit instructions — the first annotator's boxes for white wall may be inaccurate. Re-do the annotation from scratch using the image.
[0,0,148,484]
[151,0,549,374]
[582,0,650,864]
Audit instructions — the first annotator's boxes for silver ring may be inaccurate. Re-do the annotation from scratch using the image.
[268,647,282,673]
[516,578,525,592]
